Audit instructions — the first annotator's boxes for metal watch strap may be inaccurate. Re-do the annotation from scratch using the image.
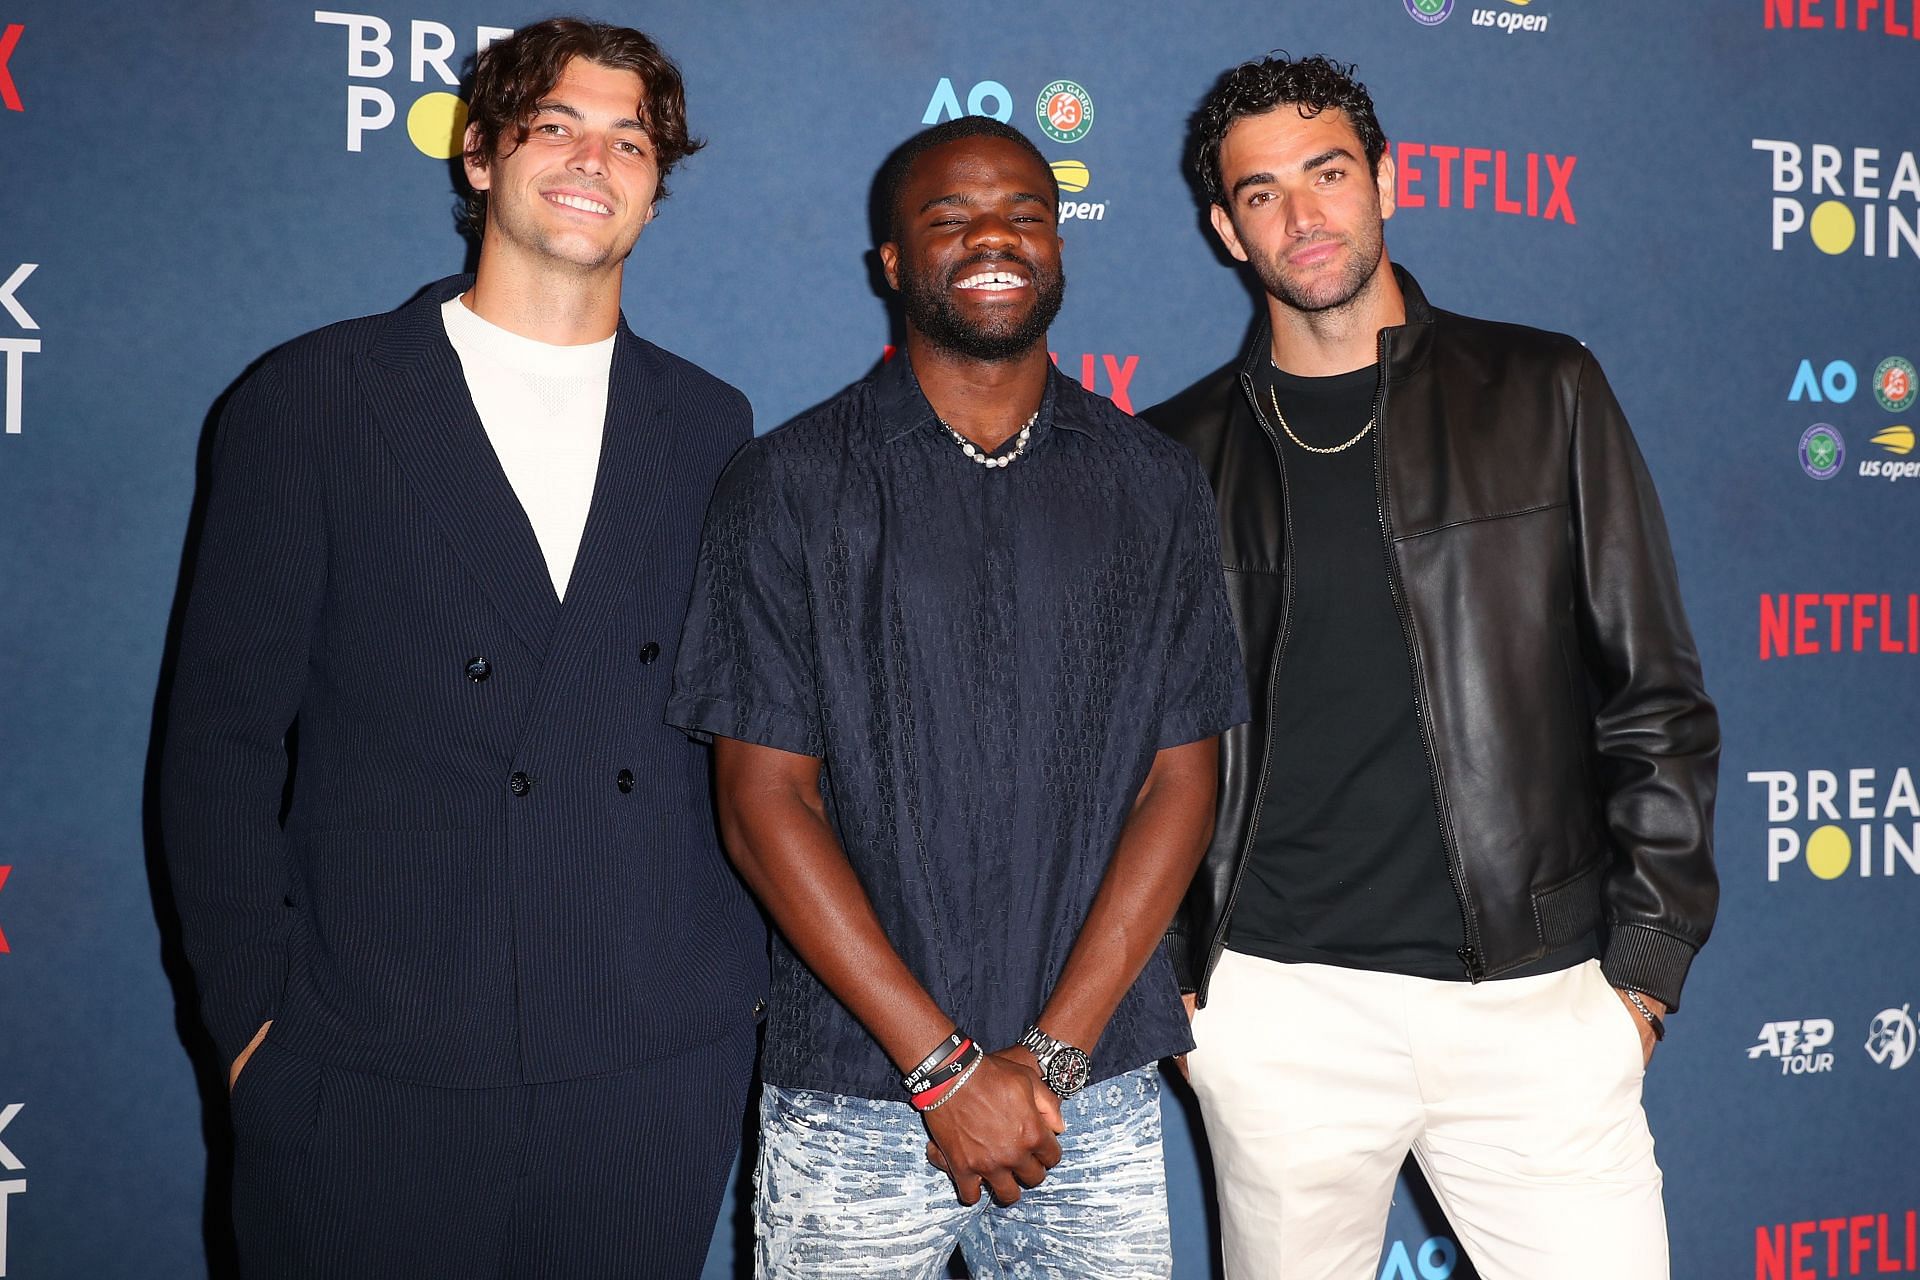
[1018,1024,1092,1096]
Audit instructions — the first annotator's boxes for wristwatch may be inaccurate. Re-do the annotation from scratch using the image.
[1018,1024,1092,1097]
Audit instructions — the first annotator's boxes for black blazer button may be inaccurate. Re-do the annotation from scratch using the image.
[616,768,635,793]
[465,656,492,682]
[509,771,532,796]
[639,641,661,665]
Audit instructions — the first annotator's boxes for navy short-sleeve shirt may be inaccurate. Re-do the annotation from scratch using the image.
[668,354,1248,1099]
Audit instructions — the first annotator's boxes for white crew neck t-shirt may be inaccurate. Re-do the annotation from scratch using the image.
[440,295,616,600]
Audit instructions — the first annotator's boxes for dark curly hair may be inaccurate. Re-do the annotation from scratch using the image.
[1192,54,1386,208]
[876,116,1059,243]
[460,17,703,236]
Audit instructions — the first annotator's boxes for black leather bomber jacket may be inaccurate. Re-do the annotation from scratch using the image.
[1143,266,1720,1011]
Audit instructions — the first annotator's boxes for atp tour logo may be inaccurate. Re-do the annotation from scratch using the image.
[1746,767,1920,882]
[0,264,39,438]
[1765,0,1920,37]
[1752,137,1920,259]
[312,10,514,155]
[1748,1018,1836,1075]
[0,23,23,112]
[0,1104,22,1278]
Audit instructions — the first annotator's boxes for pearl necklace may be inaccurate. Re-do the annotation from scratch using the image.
[939,409,1040,469]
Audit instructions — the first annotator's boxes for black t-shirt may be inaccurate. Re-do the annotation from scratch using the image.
[1226,361,1467,978]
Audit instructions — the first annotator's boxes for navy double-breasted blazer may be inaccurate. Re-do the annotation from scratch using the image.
[162,276,767,1087]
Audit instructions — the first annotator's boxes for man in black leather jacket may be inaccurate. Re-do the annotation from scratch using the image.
[1145,54,1718,1280]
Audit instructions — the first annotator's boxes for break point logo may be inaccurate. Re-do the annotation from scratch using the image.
[1753,138,1920,259]
[1036,80,1092,145]
[1406,0,1455,25]
[313,11,513,155]
[1746,767,1920,881]
[1799,424,1844,479]
[1874,357,1917,412]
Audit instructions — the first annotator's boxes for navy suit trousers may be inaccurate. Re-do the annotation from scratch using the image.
[230,1024,756,1279]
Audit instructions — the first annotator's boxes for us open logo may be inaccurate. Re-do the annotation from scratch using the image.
[1036,80,1093,145]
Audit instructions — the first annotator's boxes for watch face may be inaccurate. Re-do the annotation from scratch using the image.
[1046,1047,1092,1097]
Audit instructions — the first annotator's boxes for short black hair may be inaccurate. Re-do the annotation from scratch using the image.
[876,116,1060,242]
[1192,53,1387,208]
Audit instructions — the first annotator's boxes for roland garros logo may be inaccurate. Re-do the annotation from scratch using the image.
[1037,80,1093,145]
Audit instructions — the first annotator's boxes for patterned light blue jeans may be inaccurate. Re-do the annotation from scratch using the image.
[754,1065,1172,1279]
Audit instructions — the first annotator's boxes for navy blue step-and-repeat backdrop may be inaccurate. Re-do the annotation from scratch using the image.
[2,1,1917,1276]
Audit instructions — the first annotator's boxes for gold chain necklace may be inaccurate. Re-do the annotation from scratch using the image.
[1267,376,1375,455]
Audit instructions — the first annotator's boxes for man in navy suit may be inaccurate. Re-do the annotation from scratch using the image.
[161,19,764,1277]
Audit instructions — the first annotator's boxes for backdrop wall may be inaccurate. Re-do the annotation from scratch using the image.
[2,2,1917,1276]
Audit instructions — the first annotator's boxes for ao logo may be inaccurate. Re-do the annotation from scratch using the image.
[922,78,1017,126]
[1379,1236,1457,1279]
[313,11,514,155]
[1789,359,1857,403]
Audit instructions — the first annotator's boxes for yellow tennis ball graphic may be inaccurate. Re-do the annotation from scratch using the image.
[1805,825,1852,879]
[1051,160,1091,194]
[408,92,469,160]
[1809,201,1856,255]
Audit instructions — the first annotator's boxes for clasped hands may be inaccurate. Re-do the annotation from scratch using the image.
[921,1045,1067,1206]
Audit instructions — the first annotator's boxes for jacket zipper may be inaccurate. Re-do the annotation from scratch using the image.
[1201,367,1295,999]
[1368,328,1484,979]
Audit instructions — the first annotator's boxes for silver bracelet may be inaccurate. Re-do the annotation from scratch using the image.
[919,1052,984,1113]
[1621,988,1667,1041]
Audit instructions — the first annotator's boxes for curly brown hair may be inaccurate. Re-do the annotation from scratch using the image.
[460,17,703,236]
[1192,54,1386,209]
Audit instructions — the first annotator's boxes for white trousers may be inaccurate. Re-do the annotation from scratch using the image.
[1187,952,1668,1280]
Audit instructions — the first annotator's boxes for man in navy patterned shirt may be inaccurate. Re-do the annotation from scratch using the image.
[669,117,1248,1278]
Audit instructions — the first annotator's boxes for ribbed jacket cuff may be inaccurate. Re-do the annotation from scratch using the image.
[1601,924,1700,1012]
[1166,929,1198,996]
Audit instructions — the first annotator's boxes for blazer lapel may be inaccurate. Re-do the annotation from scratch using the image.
[361,285,561,656]
[534,326,674,680]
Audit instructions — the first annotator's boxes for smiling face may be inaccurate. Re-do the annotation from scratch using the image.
[463,57,660,276]
[1209,105,1396,316]
[879,135,1065,363]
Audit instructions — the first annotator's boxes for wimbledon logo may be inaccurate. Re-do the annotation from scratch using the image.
[1799,424,1844,479]
[1406,0,1455,24]
[1037,81,1093,145]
